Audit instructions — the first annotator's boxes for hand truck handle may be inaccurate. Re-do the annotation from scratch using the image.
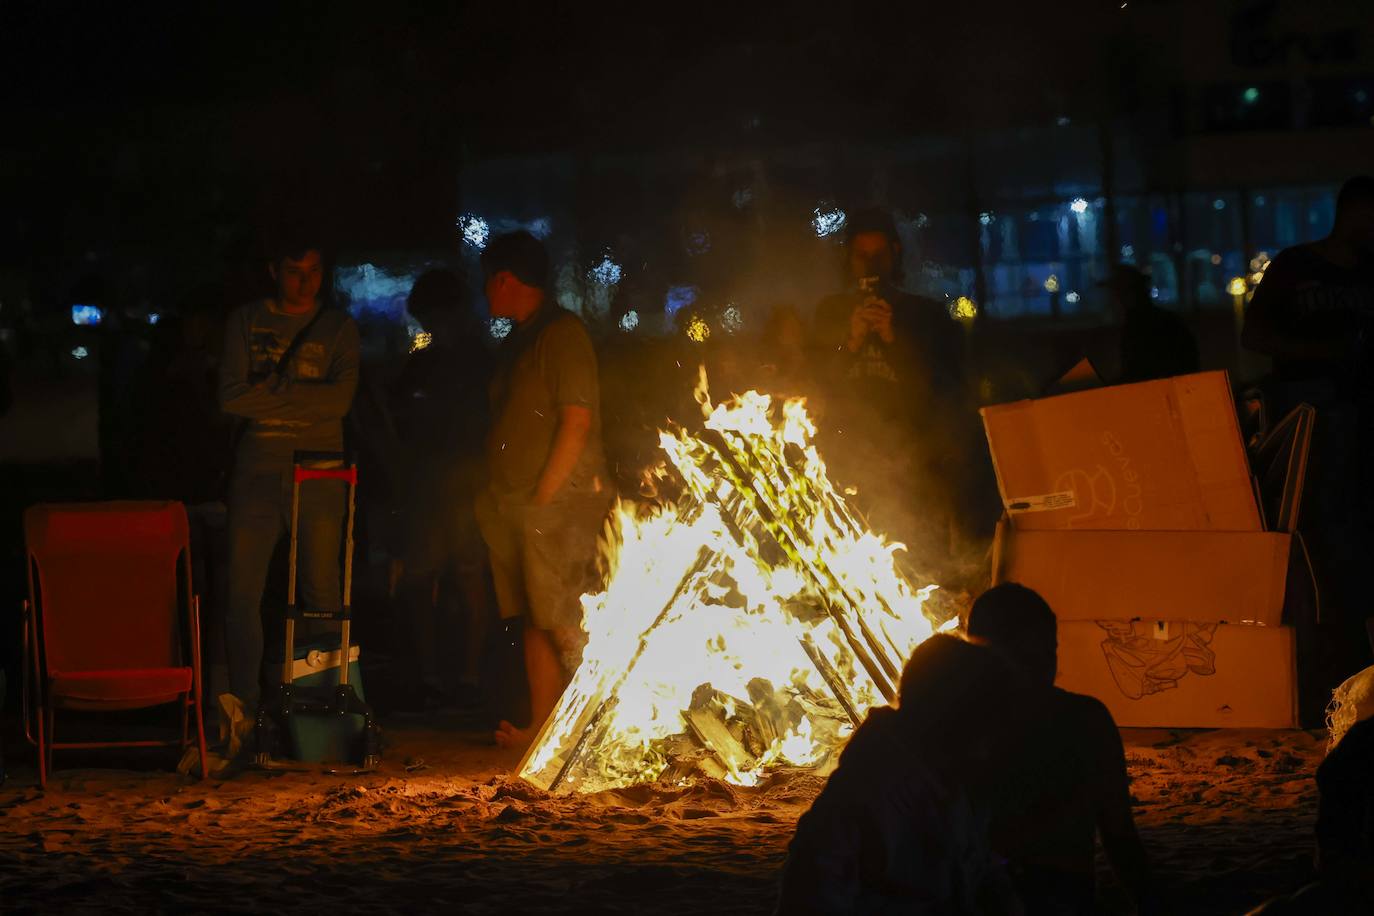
[294,466,358,484]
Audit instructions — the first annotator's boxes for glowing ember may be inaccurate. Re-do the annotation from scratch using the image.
[519,370,947,794]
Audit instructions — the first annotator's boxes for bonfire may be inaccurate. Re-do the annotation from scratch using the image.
[519,372,953,793]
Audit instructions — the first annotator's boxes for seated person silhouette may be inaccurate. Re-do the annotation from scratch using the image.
[777,634,1027,915]
[967,583,1156,916]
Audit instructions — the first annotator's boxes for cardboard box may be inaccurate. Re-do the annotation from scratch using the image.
[996,527,1291,626]
[981,371,1261,532]
[1055,619,1297,728]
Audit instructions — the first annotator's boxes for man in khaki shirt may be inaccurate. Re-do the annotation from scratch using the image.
[474,231,612,750]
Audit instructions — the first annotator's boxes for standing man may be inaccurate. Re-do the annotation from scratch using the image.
[475,231,612,750]
[1243,175,1374,717]
[812,208,972,580]
[219,233,360,720]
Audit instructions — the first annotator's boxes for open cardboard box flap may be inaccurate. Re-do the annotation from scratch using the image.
[981,370,1262,532]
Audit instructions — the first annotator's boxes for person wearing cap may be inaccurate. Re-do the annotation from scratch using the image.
[474,231,613,750]
[1102,263,1200,384]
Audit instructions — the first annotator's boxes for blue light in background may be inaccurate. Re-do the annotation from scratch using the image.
[336,263,416,322]
[458,214,490,249]
[812,206,846,238]
[685,231,711,255]
[589,254,623,285]
[721,305,743,334]
[665,285,699,320]
[71,304,104,326]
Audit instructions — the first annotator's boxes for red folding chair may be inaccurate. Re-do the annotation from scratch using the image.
[22,501,208,787]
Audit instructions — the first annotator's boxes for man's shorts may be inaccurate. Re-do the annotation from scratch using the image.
[475,488,612,633]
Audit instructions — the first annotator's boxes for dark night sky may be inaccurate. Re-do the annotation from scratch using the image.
[0,0,1157,277]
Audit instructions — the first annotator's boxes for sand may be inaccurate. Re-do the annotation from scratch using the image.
[0,723,1327,915]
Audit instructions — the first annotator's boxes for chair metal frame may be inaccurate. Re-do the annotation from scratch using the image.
[22,502,208,788]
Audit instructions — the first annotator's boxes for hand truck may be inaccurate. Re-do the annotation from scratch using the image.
[254,454,381,770]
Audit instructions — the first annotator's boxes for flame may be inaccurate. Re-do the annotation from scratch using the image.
[519,369,943,793]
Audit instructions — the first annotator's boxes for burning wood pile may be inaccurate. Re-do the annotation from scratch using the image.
[519,373,952,793]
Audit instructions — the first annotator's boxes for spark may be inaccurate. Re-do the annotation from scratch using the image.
[1065,291,1081,304]
[1070,198,1089,215]
[409,331,433,353]
[978,211,994,226]
[490,317,513,339]
[1044,274,1061,294]
[618,310,640,332]
[72,346,89,359]
[1227,277,1248,296]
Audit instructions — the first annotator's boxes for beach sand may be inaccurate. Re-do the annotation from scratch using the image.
[0,722,1327,914]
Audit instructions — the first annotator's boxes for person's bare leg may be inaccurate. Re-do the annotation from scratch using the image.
[495,624,563,749]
